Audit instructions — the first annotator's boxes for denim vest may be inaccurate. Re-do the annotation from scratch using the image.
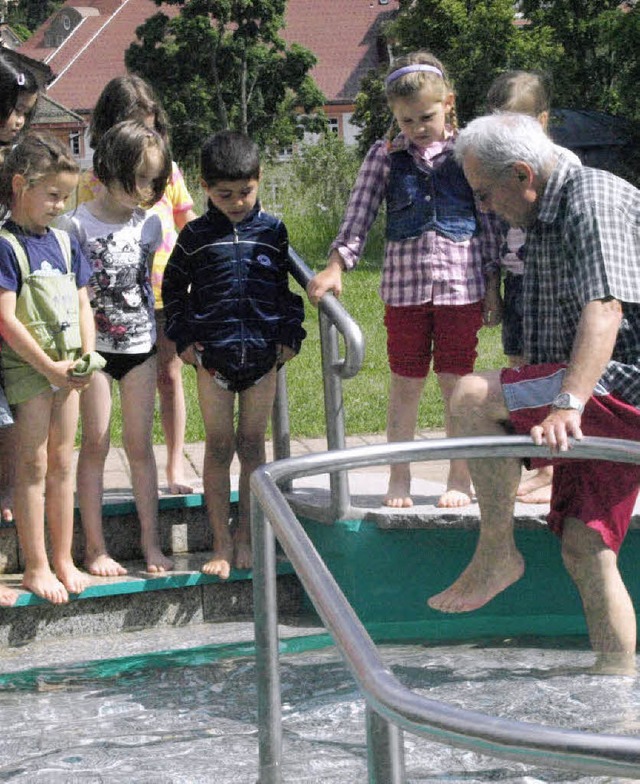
[385,148,477,242]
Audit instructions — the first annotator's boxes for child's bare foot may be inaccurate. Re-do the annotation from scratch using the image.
[437,487,472,508]
[23,567,69,604]
[85,552,128,577]
[167,481,194,496]
[201,543,234,580]
[56,562,91,595]
[143,546,173,574]
[0,584,17,607]
[1,505,12,523]
[383,466,413,508]
[428,548,525,613]
[517,466,553,504]
[234,539,252,571]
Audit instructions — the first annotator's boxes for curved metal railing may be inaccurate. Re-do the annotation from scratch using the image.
[251,436,640,783]
[272,247,365,510]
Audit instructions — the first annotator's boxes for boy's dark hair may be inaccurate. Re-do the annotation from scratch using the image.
[0,55,38,129]
[0,132,78,217]
[93,120,172,208]
[201,131,260,185]
[89,75,170,149]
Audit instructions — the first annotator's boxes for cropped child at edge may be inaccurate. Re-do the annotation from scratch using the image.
[484,70,582,505]
[308,51,500,510]
[162,131,306,579]
[0,133,98,605]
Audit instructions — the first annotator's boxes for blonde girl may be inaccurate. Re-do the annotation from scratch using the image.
[308,51,498,509]
[0,133,96,605]
[58,121,174,577]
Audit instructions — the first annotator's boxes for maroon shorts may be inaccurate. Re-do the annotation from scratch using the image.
[384,301,483,378]
[501,363,640,552]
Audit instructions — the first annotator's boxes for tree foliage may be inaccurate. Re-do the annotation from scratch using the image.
[125,0,325,163]
[6,0,63,33]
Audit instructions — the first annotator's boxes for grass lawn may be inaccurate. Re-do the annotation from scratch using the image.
[102,263,506,446]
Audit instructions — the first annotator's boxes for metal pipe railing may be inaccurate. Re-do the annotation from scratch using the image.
[271,247,365,517]
[251,436,640,783]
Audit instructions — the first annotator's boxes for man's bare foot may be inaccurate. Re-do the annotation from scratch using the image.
[85,552,128,577]
[437,488,473,509]
[167,480,194,496]
[0,584,17,606]
[144,546,173,574]
[428,549,525,613]
[23,567,69,604]
[201,543,234,580]
[56,562,91,595]
[517,467,553,505]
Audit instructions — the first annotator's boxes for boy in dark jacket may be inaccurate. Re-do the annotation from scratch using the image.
[162,131,306,578]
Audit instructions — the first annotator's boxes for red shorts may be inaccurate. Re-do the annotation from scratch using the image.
[501,363,640,552]
[384,301,483,378]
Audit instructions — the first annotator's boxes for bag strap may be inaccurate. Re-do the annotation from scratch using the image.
[0,227,73,283]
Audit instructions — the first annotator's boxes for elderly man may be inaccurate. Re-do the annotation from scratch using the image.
[428,113,640,664]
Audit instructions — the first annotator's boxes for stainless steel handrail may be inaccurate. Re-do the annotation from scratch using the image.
[272,247,365,516]
[251,436,640,783]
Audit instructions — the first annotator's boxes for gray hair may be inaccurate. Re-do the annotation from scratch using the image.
[454,113,556,178]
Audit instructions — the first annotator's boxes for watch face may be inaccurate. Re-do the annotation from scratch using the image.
[554,393,571,408]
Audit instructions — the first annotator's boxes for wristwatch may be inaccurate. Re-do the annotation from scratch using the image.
[551,392,585,414]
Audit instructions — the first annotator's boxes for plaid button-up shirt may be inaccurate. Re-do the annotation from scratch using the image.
[523,155,640,406]
[331,134,499,307]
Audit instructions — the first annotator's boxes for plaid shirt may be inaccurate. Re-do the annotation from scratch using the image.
[523,155,640,406]
[331,134,500,307]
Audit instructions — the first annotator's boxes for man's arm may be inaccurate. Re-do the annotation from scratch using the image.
[530,297,622,452]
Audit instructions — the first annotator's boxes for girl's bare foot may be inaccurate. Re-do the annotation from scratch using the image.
[143,546,173,574]
[23,567,69,605]
[234,536,252,571]
[437,488,472,508]
[383,466,413,508]
[0,584,17,607]
[56,562,91,595]
[438,460,473,508]
[85,552,128,577]
[167,480,194,496]
[201,543,234,580]
[517,466,553,504]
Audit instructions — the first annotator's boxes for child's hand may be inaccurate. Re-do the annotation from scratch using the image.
[276,344,296,363]
[307,251,344,306]
[46,360,90,390]
[180,343,202,367]
[483,287,503,326]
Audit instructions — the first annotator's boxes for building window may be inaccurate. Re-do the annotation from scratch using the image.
[69,132,80,157]
[328,117,339,135]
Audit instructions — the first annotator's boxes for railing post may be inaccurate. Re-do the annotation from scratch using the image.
[366,707,406,784]
[251,496,283,784]
[318,310,351,519]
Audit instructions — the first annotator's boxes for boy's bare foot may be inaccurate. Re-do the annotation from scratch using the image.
[517,467,553,504]
[428,549,525,613]
[85,552,128,577]
[437,488,472,508]
[201,543,234,580]
[234,538,252,571]
[56,562,91,595]
[23,567,69,604]
[0,584,17,607]
[143,546,173,574]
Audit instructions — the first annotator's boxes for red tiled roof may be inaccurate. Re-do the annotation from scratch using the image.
[18,0,398,115]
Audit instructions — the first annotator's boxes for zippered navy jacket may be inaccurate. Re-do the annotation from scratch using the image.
[162,201,306,380]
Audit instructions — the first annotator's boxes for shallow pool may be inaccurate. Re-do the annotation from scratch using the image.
[0,626,637,783]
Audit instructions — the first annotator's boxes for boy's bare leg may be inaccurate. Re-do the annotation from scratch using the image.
[0,424,15,522]
[77,371,127,576]
[197,368,235,579]
[436,371,473,508]
[120,356,173,573]
[235,368,278,570]
[384,373,426,508]
[13,391,69,604]
[428,371,525,612]
[517,465,553,504]
[156,327,192,495]
[562,517,636,668]
[46,388,91,596]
